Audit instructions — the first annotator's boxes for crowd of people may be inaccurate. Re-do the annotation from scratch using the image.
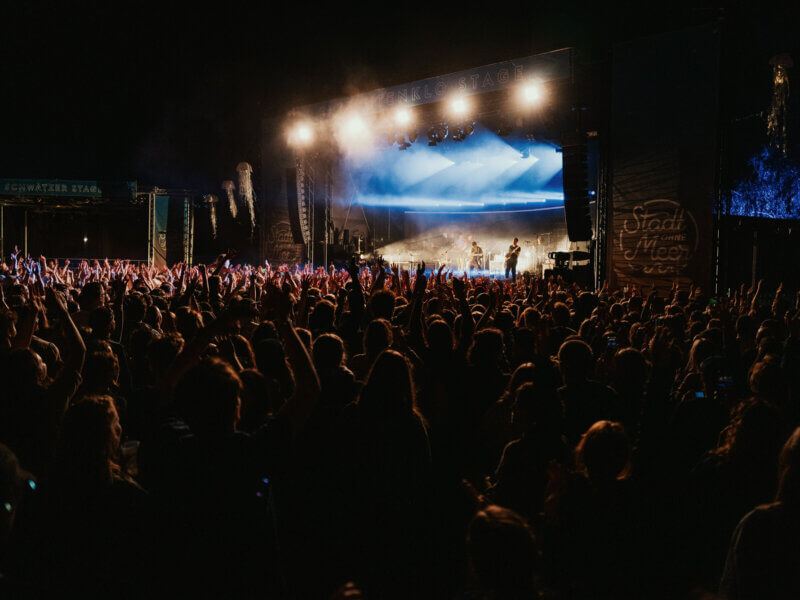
[0,251,799,599]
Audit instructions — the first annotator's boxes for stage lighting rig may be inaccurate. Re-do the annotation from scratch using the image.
[395,134,411,150]
[427,122,448,146]
[451,120,475,142]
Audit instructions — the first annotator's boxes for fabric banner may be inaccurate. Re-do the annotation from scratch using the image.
[0,179,136,199]
[153,195,169,268]
[608,24,720,291]
[300,49,572,117]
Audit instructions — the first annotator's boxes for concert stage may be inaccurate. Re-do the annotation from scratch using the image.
[262,48,599,281]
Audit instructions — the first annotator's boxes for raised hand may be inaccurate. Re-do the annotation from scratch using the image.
[46,287,69,318]
[452,276,466,301]
[413,270,427,298]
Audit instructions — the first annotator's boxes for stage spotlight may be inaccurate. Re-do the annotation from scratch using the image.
[520,81,544,106]
[452,121,475,142]
[450,96,469,117]
[427,122,448,146]
[395,107,412,126]
[345,116,366,136]
[334,111,374,152]
[427,126,437,146]
[289,122,314,146]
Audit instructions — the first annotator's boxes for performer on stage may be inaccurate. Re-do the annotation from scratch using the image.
[469,240,483,273]
[505,237,521,281]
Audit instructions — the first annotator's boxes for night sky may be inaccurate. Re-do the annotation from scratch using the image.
[1,1,797,193]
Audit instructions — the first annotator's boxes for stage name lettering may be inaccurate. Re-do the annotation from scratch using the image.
[387,63,549,105]
[1,180,102,197]
[305,50,571,117]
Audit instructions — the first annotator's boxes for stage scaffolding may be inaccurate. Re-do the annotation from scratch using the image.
[0,181,197,265]
[144,187,197,267]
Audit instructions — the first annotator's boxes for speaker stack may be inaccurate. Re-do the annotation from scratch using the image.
[561,131,593,242]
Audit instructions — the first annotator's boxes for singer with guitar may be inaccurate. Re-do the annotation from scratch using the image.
[504,237,521,281]
[468,240,483,273]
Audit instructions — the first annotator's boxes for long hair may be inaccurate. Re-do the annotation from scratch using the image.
[575,420,631,484]
[712,398,784,467]
[500,363,537,405]
[467,505,537,598]
[359,349,419,421]
[56,395,122,485]
[362,318,393,359]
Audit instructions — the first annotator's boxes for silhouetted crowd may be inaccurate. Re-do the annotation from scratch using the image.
[1,252,799,599]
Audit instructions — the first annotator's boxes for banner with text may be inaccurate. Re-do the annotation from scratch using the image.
[608,25,720,291]
[0,179,136,199]
[300,49,572,117]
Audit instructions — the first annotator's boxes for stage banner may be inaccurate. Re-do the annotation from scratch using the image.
[0,179,136,199]
[300,49,572,117]
[153,195,169,268]
[608,24,720,291]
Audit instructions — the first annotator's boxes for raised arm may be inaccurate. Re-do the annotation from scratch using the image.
[749,279,763,316]
[111,276,126,343]
[346,260,365,324]
[47,287,87,374]
[453,276,474,354]
[276,292,321,431]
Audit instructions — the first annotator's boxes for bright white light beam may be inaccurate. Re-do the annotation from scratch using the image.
[520,81,544,106]
[290,122,314,146]
[395,107,412,126]
[345,116,366,136]
[450,96,469,117]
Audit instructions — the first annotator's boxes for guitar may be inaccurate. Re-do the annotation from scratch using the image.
[505,245,521,265]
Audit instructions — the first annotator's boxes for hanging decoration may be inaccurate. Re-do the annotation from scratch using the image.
[236,162,256,233]
[221,180,237,219]
[731,53,798,219]
[205,194,219,238]
[767,53,792,156]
